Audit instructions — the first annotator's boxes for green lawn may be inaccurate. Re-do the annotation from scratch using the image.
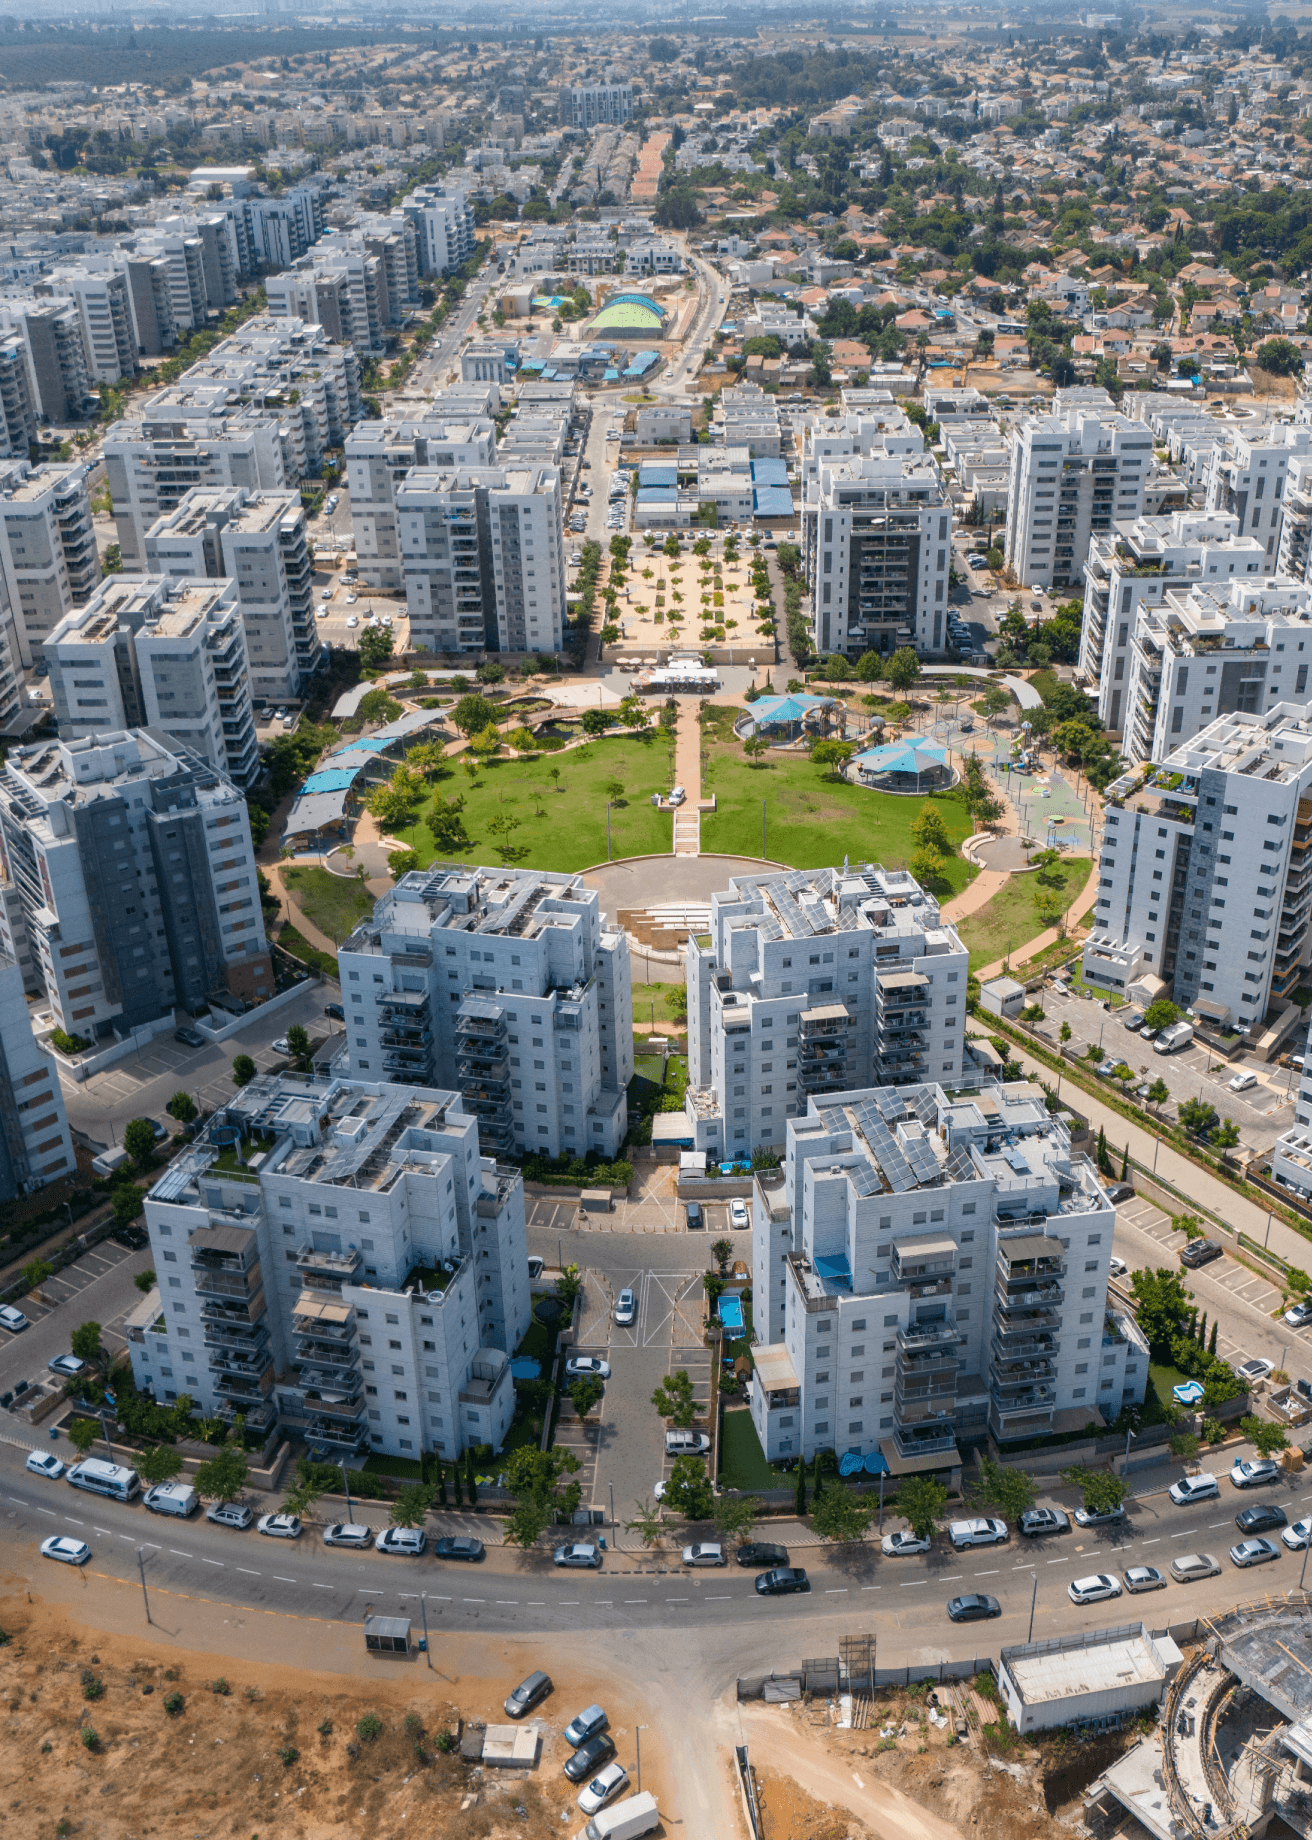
[276,922,338,981]
[631,981,689,1029]
[718,1405,792,1490]
[395,737,674,872]
[280,865,376,944]
[955,857,1090,971]
[700,748,977,893]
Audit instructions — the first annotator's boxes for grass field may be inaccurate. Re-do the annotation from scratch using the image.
[700,738,977,894]
[718,1406,792,1491]
[631,981,688,1028]
[281,865,377,945]
[955,856,1090,971]
[275,921,338,981]
[395,737,675,873]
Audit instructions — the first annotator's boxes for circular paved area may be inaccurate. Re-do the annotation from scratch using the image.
[971,834,1038,873]
[581,853,783,923]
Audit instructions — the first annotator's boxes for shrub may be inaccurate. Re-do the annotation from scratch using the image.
[279,1744,300,1766]
[81,1727,99,1751]
[436,1727,456,1753]
[81,1670,104,1701]
[404,1712,423,1737]
[244,1685,262,1702]
[163,1691,184,1716]
[210,1678,230,1696]
[318,1718,333,1736]
[356,1712,383,1742]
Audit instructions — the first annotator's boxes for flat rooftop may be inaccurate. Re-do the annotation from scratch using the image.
[1222,1605,1312,1723]
[1003,1626,1171,1708]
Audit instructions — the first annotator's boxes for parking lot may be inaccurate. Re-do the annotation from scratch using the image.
[0,1234,156,1407]
[526,1167,743,1237]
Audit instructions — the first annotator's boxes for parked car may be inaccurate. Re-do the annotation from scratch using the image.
[434,1536,485,1561]
[554,1542,602,1569]
[565,1734,617,1783]
[25,1451,64,1479]
[504,1671,552,1719]
[41,1536,90,1566]
[564,1355,611,1381]
[1169,1473,1220,1506]
[375,1527,425,1556]
[323,1523,374,1548]
[736,1542,789,1568]
[947,1594,1001,1622]
[1181,1239,1224,1269]
[614,1288,636,1326]
[324,1003,345,1021]
[1229,1070,1258,1093]
[207,1502,253,1530]
[1123,1565,1167,1593]
[111,1225,148,1250]
[948,1517,1008,1549]
[174,1026,205,1048]
[1285,1301,1312,1327]
[1230,1537,1281,1568]
[665,1430,710,1455]
[755,1567,809,1596]
[0,1305,29,1332]
[1170,1552,1221,1581]
[256,1514,302,1539]
[1018,1508,1070,1538]
[1281,1519,1312,1549]
[564,1704,609,1749]
[272,1036,292,1056]
[1069,1573,1123,1606]
[578,1763,630,1816]
[881,1531,932,1556]
[1236,1504,1288,1535]
[1231,1459,1281,1490]
[1237,1358,1274,1384]
[682,1543,726,1567]
[729,1199,749,1228]
[1105,1183,1136,1204]
[47,1355,85,1379]
[1074,1505,1126,1528]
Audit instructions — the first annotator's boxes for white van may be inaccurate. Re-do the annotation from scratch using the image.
[67,1459,141,1501]
[91,1145,132,1178]
[144,1482,198,1518]
[578,1792,660,1840]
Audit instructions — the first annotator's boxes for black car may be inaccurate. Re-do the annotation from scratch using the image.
[1181,1239,1224,1269]
[755,1567,809,1596]
[433,1536,485,1561]
[947,1594,1001,1623]
[736,1541,789,1568]
[1236,1503,1288,1535]
[174,1027,206,1048]
[111,1225,149,1250]
[324,1002,345,1020]
[563,1734,617,1784]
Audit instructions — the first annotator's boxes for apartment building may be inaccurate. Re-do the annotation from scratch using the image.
[685,865,969,1169]
[0,460,98,667]
[141,486,319,702]
[338,865,632,1161]
[265,249,385,357]
[1082,705,1312,1025]
[104,407,288,574]
[1204,426,1310,570]
[129,1073,530,1461]
[397,465,566,656]
[400,184,475,278]
[0,729,272,1034]
[0,946,74,1199]
[0,338,39,461]
[345,412,499,593]
[171,315,362,466]
[1079,511,1265,734]
[0,571,24,739]
[560,85,634,130]
[0,300,91,423]
[801,451,952,657]
[748,1079,1145,1468]
[46,576,258,785]
[39,267,138,387]
[1004,406,1152,590]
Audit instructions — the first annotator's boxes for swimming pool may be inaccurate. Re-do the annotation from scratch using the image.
[510,1357,542,1381]
[718,1296,744,1334]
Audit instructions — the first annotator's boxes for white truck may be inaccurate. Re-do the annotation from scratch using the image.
[1153,1020,1194,1055]
[578,1794,660,1840]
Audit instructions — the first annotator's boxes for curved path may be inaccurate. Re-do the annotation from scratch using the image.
[920,664,1044,710]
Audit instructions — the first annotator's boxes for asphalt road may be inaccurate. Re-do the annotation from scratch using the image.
[0,1236,156,1397]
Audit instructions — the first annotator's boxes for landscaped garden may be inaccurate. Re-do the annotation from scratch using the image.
[280,864,378,945]
[718,1406,792,1490]
[954,852,1091,971]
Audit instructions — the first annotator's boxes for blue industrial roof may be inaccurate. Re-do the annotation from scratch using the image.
[603,368,620,380]
[332,736,391,756]
[752,485,794,517]
[623,350,660,377]
[636,486,678,503]
[640,463,678,487]
[750,457,789,486]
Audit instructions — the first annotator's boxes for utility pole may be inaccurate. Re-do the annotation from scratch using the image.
[635,1726,645,1794]
[609,1480,616,1544]
[1027,1571,1038,1644]
[606,802,612,862]
[421,1591,432,1669]
[762,800,767,860]
[137,1548,151,1625]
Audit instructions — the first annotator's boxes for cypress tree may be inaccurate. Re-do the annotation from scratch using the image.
[1197,1311,1208,1348]
[437,1463,448,1509]
[795,1461,807,1518]
[1209,1320,1218,1357]
[1120,1143,1129,1181]
[466,1448,478,1507]
[453,1459,464,1509]
[813,1456,824,1504]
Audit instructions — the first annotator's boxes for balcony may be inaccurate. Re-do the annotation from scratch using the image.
[296,1242,362,1284]
[199,1291,265,1327]
[898,1317,961,1355]
[193,1267,262,1300]
[892,1426,958,1460]
[891,1237,955,1284]
[214,1369,272,1403]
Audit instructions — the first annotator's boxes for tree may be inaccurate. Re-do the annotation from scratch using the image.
[603,779,625,805]
[23,1256,54,1292]
[1212,1118,1241,1153]
[1059,1021,1072,1044]
[123,1117,158,1168]
[468,723,502,766]
[887,647,920,693]
[485,810,524,864]
[67,1416,98,1458]
[983,685,1011,726]
[391,1481,435,1528]
[910,845,945,888]
[1128,1266,1194,1356]
[651,1368,697,1427]
[1255,336,1304,377]
[429,794,471,854]
[388,849,420,878]
[465,1449,478,1508]
[451,693,499,738]
[625,1501,664,1548]
[855,650,883,683]
[969,1455,1037,1520]
[570,1374,604,1418]
[112,1187,141,1228]
[713,1495,761,1544]
[1179,1096,1218,1138]
[1060,1465,1129,1515]
[712,1237,734,1270]
[897,1474,948,1541]
[911,803,950,855]
[285,1024,311,1067]
[663,1454,714,1521]
[70,1321,104,1371]
[357,624,395,670]
[280,1463,326,1520]
[811,1487,874,1545]
[744,733,769,765]
[811,739,853,780]
[137,1443,184,1487]
[1240,1415,1289,1459]
[581,707,612,737]
[1147,1076,1170,1109]
[194,1444,249,1503]
[504,1497,551,1547]
[231,1054,256,1087]
[795,1462,807,1518]
[166,1091,197,1126]
[1142,998,1180,1033]
[502,1445,582,1543]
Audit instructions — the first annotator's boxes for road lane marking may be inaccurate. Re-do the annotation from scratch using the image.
[236,1567,260,1575]
[560,1601,580,1606]
[1208,1521,1229,1529]
[975,1569,1000,1576]
[312,1582,331,1589]
[273,1575,296,1583]
[168,1549,192,1558]
[526,1601,546,1606]
[623,1599,648,1604]
[94,1527,112,1536]
[666,1597,688,1603]
[899,1580,922,1587]
[706,1594,731,1600]
[825,1588,848,1594]
[64,1517,84,1525]
[199,1558,223,1568]
[35,1507,56,1516]
[462,1597,486,1603]
[495,1600,519,1605]
[1046,1558,1066,1564]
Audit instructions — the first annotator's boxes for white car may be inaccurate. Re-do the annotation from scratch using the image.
[320,586,332,600]
[614,1288,637,1326]
[1237,1358,1274,1384]
[41,1535,90,1566]
[272,1036,292,1055]
[1108,1257,1127,1279]
[26,1450,65,1479]
[346,615,358,629]
[577,1763,629,1815]
[0,1304,29,1332]
[1282,1518,1312,1550]
[345,594,357,605]
[881,1531,931,1557]
[1069,1573,1122,1605]
[1123,1565,1167,1593]
[375,1527,426,1556]
[729,1199,748,1229]
[316,605,329,618]
[1170,1552,1221,1582]
[668,786,687,806]
[1168,1473,1219,1506]
[379,614,392,627]
[682,1542,726,1567]
[256,1513,302,1539]
[323,1523,374,1548]
[1229,1070,1258,1093]
[948,1517,1008,1549]
[554,1542,603,1569]
[564,1355,610,1380]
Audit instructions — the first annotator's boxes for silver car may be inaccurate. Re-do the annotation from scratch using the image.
[1171,1552,1221,1581]
[323,1522,374,1548]
[554,1542,602,1569]
[1123,1565,1167,1593]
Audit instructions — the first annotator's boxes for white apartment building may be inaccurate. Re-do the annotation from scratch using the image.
[1083,705,1312,1025]
[0,338,38,463]
[0,459,97,666]
[0,729,273,1033]
[129,1073,530,1461]
[104,407,287,573]
[561,85,633,130]
[401,185,475,278]
[748,1079,1146,1468]
[685,865,969,1166]
[1004,407,1152,591]
[397,465,566,657]
[46,576,258,786]
[801,451,952,657]
[338,865,632,1162]
[0,945,73,1198]
[1204,426,1311,570]
[1080,511,1265,735]
[0,299,91,424]
[345,412,499,593]
[39,267,138,386]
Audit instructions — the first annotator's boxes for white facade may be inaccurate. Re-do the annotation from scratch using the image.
[401,185,475,278]
[338,865,632,1163]
[1005,407,1152,590]
[0,460,98,667]
[748,1080,1146,1466]
[129,1074,529,1461]
[1204,426,1311,571]
[563,85,633,130]
[345,412,499,594]
[0,946,74,1198]
[801,451,952,657]
[104,409,287,574]
[686,865,969,1174]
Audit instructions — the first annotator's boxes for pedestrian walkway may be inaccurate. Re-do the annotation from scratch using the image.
[672,703,701,855]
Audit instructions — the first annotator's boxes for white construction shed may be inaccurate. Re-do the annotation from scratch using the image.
[998,1623,1183,1734]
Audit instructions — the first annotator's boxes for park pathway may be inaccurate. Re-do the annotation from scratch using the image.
[672,701,702,855]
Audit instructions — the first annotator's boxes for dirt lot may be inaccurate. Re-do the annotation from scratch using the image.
[0,1591,651,1840]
